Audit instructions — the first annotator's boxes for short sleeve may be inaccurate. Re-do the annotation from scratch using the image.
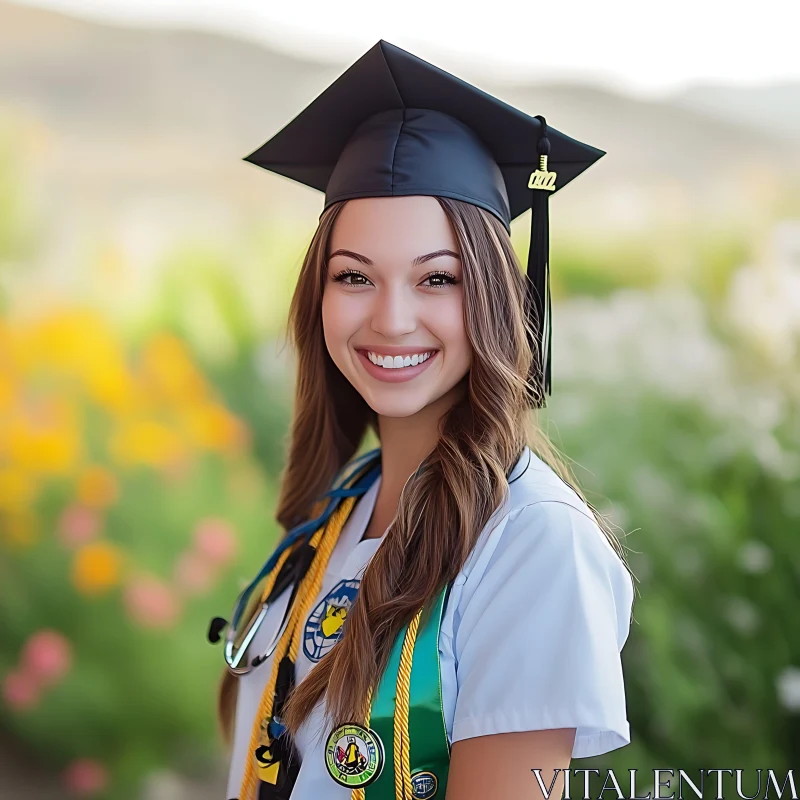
[451,500,634,758]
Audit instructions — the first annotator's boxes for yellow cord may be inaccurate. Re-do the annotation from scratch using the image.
[236,488,426,800]
[238,496,356,800]
[349,606,423,800]
[394,609,423,800]
[350,685,373,800]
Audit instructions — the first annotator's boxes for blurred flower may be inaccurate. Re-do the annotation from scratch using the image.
[58,504,102,548]
[6,396,82,476]
[109,419,185,470]
[85,361,142,418]
[21,629,73,687]
[0,509,39,549]
[62,758,109,797]
[173,550,216,596]
[776,665,800,712]
[725,222,800,368]
[192,517,238,565]
[123,575,182,629]
[556,286,731,402]
[737,540,774,574]
[2,669,41,711]
[140,333,208,405]
[76,465,119,508]
[0,467,36,510]
[71,541,124,596]
[142,769,186,800]
[722,595,761,636]
[182,402,249,454]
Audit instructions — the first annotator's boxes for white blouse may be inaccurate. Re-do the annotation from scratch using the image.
[225,447,635,799]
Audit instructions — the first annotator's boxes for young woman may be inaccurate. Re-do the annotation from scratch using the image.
[213,41,636,800]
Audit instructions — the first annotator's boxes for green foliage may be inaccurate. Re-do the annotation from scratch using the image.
[539,286,800,777]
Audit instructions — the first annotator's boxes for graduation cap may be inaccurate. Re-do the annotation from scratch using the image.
[243,40,605,406]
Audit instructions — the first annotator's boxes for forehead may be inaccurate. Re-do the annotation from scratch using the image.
[328,196,459,259]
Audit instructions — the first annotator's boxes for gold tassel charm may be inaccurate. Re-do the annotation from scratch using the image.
[528,154,557,192]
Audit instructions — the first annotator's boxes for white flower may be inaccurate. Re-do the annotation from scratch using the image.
[723,596,760,636]
[737,540,773,574]
[776,665,800,712]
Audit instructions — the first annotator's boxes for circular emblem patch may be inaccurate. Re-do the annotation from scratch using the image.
[411,770,438,799]
[303,578,360,662]
[324,723,384,788]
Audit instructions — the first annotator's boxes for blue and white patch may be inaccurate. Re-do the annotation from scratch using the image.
[411,771,438,799]
[303,578,360,662]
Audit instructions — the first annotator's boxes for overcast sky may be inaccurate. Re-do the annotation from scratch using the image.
[13,0,800,98]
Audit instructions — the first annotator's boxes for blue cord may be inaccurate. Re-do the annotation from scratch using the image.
[229,452,381,628]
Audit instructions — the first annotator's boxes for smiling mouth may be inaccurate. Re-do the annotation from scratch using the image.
[362,350,437,370]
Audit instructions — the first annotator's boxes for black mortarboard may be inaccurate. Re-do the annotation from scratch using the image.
[243,40,605,406]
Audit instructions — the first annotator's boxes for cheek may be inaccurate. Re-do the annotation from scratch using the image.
[321,292,357,350]
[426,297,470,359]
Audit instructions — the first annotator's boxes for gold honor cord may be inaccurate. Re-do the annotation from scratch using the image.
[254,498,328,607]
[239,496,357,800]
[350,684,373,800]
[348,606,423,800]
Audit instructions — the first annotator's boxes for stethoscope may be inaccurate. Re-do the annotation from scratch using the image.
[207,445,530,675]
[207,448,382,676]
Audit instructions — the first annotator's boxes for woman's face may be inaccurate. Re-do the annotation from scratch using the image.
[322,196,472,419]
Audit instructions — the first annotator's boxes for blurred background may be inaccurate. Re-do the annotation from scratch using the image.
[1,1,799,798]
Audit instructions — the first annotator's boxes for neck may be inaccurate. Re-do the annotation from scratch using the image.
[372,381,465,530]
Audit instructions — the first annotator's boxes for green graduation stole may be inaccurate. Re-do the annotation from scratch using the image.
[324,584,452,800]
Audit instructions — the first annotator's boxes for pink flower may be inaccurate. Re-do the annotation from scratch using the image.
[21,629,73,686]
[122,575,182,629]
[192,517,238,565]
[62,758,109,796]
[58,505,101,548]
[2,669,41,711]
[173,549,216,595]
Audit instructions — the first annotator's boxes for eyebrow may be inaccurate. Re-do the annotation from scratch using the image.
[327,248,460,266]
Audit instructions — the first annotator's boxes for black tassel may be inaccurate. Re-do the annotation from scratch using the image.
[525,114,554,408]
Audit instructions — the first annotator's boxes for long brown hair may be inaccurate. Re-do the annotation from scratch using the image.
[217,196,634,746]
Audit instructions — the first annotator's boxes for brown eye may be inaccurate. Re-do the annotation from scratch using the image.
[332,269,372,286]
[422,271,458,288]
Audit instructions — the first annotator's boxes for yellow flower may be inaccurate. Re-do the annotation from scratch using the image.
[76,466,119,508]
[87,367,143,418]
[0,467,36,510]
[140,333,208,405]
[0,510,39,549]
[182,403,248,454]
[109,419,184,469]
[71,541,124,596]
[6,398,81,476]
[0,370,15,413]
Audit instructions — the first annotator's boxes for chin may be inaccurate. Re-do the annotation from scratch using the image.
[361,391,433,419]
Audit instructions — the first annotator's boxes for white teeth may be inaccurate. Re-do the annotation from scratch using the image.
[365,351,433,369]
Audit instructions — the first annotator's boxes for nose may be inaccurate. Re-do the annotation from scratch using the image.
[370,283,417,339]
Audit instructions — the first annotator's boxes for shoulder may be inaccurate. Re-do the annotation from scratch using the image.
[454,447,633,643]
[505,445,590,512]
[438,448,635,757]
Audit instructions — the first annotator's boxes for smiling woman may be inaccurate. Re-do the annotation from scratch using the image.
[322,196,472,416]
[213,40,635,800]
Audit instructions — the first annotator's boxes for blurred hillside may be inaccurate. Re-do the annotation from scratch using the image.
[1,0,798,269]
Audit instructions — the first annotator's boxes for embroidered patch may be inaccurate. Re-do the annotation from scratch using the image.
[303,578,360,662]
[324,723,384,788]
[411,770,438,798]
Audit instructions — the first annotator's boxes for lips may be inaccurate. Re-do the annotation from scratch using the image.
[355,348,439,384]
